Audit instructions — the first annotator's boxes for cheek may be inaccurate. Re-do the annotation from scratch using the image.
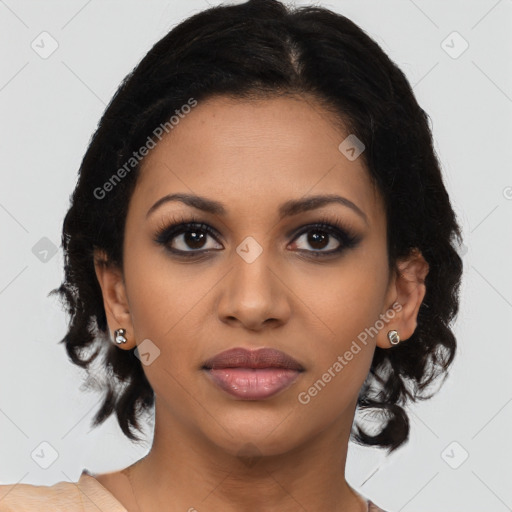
[304,251,390,343]
[123,237,203,337]
[295,252,389,403]
[121,248,204,403]
[122,243,223,394]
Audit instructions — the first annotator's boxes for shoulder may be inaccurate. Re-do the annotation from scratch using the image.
[0,478,83,511]
[0,470,128,512]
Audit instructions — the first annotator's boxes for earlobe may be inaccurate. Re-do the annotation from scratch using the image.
[376,248,429,349]
[93,248,135,349]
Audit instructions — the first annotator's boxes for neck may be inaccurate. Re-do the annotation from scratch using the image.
[127,396,367,512]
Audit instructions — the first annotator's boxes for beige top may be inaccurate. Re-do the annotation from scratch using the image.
[0,469,388,511]
[0,470,128,512]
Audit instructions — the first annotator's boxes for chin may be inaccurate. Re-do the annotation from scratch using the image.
[199,412,308,459]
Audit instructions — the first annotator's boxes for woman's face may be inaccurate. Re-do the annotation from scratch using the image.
[110,95,399,456]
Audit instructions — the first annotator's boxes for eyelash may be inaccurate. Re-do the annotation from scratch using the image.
[152,213,361,259]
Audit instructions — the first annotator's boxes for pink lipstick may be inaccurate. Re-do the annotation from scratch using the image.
[202,347,304,400]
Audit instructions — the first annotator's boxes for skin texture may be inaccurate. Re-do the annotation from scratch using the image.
[93,95,429,512]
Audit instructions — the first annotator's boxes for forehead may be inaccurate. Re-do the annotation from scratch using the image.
[132,95,382,223]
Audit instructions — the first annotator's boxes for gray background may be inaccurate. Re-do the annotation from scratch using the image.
[0,1,511,510]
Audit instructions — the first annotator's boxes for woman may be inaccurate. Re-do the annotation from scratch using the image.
[0,0,463,510]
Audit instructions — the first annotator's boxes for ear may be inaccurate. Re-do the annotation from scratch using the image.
[93,248,135,349]
[376,248,429,349]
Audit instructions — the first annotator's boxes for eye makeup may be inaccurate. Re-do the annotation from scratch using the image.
[152,211,363,260]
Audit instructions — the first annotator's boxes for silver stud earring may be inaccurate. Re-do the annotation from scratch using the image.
[114,328,127,344]
[387,329,400,345]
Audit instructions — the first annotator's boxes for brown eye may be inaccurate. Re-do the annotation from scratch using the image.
[169,227,222,252]
[292,228,341,252]
[154,222,223,254]
[288,221,361,258]
[181,230,207,249]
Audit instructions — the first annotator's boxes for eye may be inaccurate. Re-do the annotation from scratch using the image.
[170,225,222,252]
[288,221,360,257]
[154,218,223,255]
[153,214,361,259]
[292,228,340,252]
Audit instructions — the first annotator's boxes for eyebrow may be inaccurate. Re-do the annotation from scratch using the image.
[146,192,368,225]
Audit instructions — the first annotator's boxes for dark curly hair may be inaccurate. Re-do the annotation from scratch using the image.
[49,0,463,453]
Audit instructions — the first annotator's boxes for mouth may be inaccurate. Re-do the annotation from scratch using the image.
[202,347,304,371]
[202,347,304,400]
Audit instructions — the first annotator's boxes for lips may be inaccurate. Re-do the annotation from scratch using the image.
[202,347,304,400]
[202,347,304,371]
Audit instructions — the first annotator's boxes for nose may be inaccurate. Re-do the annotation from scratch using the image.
[216,246,291,332]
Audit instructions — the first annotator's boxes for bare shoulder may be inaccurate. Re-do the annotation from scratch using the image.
[0,470,130,512]
[0,478,82,511]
